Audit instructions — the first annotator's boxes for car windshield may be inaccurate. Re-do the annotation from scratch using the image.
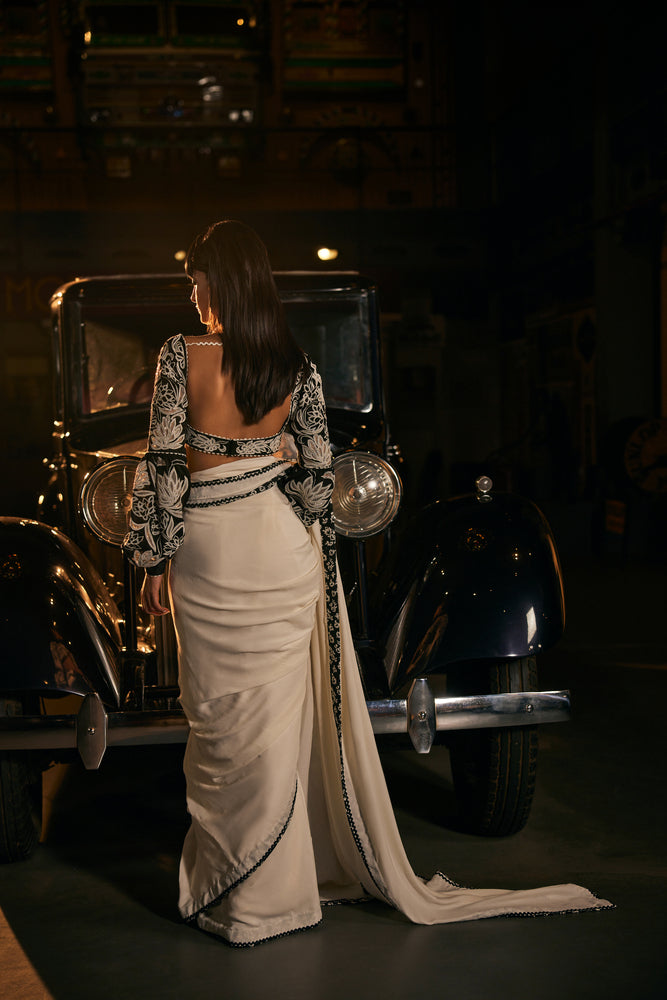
[79,287,373,416]
[282,289,372,411]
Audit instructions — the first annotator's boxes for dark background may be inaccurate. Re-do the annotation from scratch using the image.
[1,8,666,994]
[1,0,666,561]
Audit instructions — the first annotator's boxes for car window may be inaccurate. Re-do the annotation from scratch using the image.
[78,287,372,417]
[79,304,198,415]
[282,289,372,412]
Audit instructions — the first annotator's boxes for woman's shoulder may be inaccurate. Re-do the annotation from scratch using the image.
[157,334,188,377]
[161,332,187,353]
[290,354,325,418]
[295,353,320,386]
[181,333,222,348]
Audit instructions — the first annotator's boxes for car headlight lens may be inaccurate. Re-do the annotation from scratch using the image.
[80,457,140,546]
[332,452,402,538]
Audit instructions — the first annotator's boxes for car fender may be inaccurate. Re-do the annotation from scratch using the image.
[374,493,565,691]
[0,517,122,707]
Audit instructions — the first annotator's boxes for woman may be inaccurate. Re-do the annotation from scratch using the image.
[123,220,611,947]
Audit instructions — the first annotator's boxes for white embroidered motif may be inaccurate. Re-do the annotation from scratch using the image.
[123,334,334,568]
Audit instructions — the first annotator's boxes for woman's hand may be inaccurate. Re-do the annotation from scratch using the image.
[140,572,170,616]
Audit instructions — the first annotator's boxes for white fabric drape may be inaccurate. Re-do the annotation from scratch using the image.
[169,457,612,947]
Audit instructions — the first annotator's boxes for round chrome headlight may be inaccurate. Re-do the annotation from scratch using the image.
[332,452,402,538]
[80,457,140,546]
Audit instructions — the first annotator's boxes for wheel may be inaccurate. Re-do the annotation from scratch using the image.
[448,656,538,837]
[0,752,43,862]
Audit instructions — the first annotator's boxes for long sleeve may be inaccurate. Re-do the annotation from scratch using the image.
[279,358,335,526]
[122,334,190,573]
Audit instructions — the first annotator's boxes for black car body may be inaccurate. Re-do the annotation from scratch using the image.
[0,272,570,861]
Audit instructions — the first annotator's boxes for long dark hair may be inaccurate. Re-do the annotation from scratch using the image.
[185,220,304,424]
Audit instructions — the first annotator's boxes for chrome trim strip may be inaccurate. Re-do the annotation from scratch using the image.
[368,690,572,734]
[0,710,189,754]
[0,689,571,763]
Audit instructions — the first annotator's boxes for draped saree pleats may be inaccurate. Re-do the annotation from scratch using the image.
[169,458,612,947]
[170,459,323,942]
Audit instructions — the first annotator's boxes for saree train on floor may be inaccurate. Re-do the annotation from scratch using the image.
[172,461,611,947]
[125,340,612,947]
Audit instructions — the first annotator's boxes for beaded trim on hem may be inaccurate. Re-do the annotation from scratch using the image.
[319,511,392,906]
[430,872,615,917]
[434,870,616,920]
[198,917,323,949]
[486,901,616,919]
[186,472,287,509]
[189,460,286,490]
[321,895,374,907]
[182,781,298,924]
[432,871,465,889]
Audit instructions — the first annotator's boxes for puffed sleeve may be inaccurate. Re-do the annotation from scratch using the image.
[122,335,190,573]
[279,357,335,526]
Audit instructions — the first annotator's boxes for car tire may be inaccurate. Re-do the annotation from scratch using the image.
[448,656,538,837]
[0,752,43,863]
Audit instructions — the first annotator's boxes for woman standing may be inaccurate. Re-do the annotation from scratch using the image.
[123,220,610,947]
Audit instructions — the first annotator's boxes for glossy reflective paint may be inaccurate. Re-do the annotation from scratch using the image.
[374,492,565,691]
[0,517,122,705]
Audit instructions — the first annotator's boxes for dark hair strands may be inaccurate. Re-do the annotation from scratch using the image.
[185,220,304,424]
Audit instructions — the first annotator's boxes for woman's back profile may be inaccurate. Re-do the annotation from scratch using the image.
[123,219,612,947]
[183,335,292,471]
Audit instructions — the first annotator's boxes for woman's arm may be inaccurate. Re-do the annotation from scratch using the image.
[140,571,170,616]
[280,359,335,525]
[122,335,190,573]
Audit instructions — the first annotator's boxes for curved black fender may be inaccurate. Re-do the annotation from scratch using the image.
[372,492,565,692]
[0,517,122,707]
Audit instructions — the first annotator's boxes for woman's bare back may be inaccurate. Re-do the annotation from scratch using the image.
[184,337,291,471]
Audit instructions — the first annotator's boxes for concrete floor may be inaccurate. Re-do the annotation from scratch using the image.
[1,554,666,1000]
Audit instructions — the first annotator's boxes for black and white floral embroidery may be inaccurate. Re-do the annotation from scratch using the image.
[123,345,336,569]
[123,335,190,572]
[184,423,286,456]
[277,361,335,527]
[124,336,391,928]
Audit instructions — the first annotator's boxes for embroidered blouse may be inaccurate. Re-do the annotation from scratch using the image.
[122,334,335,574]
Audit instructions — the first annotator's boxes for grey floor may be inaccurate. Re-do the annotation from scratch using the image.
[1,554,666,1000]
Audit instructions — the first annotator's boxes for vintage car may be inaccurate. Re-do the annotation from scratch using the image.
[0,272,570,863]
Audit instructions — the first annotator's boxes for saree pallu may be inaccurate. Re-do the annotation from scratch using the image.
[170,457,612,948]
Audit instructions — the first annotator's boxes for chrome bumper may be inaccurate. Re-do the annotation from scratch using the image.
[0,680,571,767]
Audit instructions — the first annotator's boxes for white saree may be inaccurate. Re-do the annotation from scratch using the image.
[168,457,612,948]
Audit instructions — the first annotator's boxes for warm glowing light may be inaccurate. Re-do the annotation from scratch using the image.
[174,250,186,261]
[84,30,92,44]
[237,17,245,25]
[317,247,339,261]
